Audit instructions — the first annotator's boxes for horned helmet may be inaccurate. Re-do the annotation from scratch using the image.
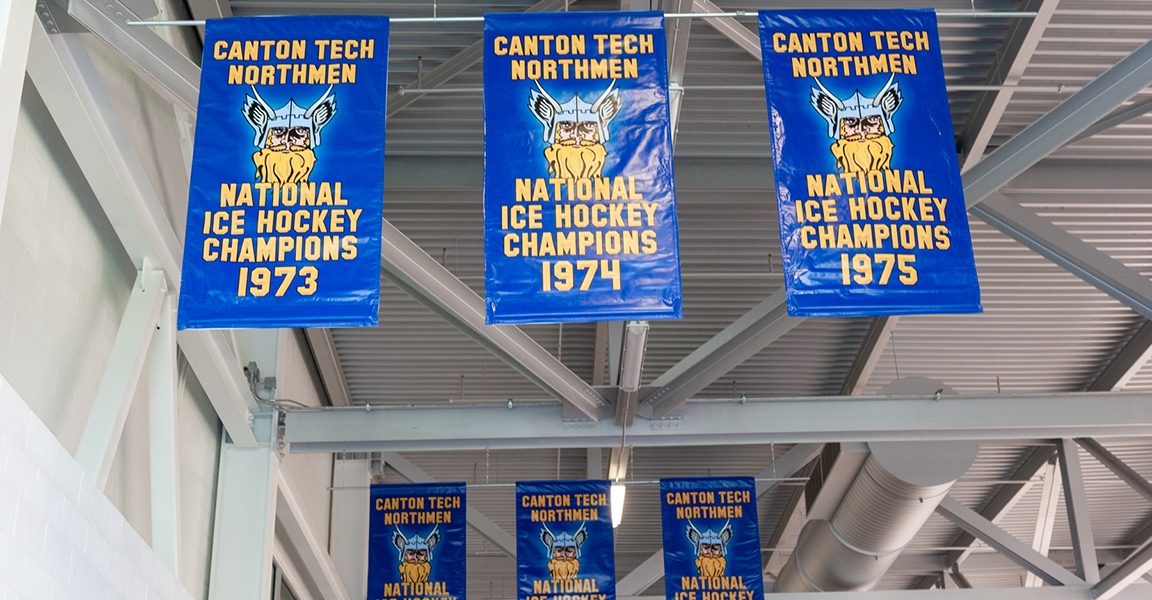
[539,522,588,559]
[242,85,338,149]
[686,520,733,557]
[392,526,441,562]
[528,80,623,144]
[809,74,903,139]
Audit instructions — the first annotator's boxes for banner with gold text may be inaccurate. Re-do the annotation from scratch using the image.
[661,477,764,600]
[516,480,615,600]
[483,12,682,324]
[178,16,388,329]
[368,483,467,600]
[759,10,981,316]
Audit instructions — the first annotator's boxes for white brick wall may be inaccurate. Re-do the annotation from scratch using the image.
[0,375,195,600]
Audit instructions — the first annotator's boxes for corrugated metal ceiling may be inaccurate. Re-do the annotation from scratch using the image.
[223,0,1152,592]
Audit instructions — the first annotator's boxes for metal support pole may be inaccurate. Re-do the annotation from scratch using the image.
[148,292,180,576]
[208,444,278,600]
[1059,438,1101,584]
[76,265,166,489]
[329,457,371,600]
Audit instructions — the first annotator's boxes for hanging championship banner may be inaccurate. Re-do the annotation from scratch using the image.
[758,10,981,317]
[178,16,388,329]
[661,477,764,600]
[368,482,467,600]
[483,12,683,324]
[516,480,615,600]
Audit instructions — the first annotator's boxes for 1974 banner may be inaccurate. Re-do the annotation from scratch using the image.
[483,12,682,324]
[178,16,388,329]
[759,10,981,317]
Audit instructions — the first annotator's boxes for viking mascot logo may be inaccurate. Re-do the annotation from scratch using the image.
[242,85,338,184]
[540,522,588,580]
[686,520,732,578]
[528,80,622,180]
[392,526,440,585]
[809,75,903,174]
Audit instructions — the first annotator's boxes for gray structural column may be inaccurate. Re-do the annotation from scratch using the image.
[208,444,279,600]
[0,0,35,222]
[330,457,371,600]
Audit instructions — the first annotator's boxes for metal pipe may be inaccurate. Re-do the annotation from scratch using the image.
[126,11,1037,27]
[396,84,1074,95]
[327,476,811,490]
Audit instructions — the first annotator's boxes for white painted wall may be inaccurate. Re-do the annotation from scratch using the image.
[0,71,223,599]
[0,374,196,600]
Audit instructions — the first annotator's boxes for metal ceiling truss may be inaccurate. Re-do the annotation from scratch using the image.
[958,0,1060,171]
[839,315,898,396]
[1089,320,1152,392]
[277,392,1152,453]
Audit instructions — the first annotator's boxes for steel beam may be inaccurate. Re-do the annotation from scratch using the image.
[1065,96,1152,147]
[283,391,1152,452]
[1077,438,1152,504]
[972,193,1152,321]
[691,0,759,60]
[208,444,278,600]
[148,292,180,576]
[615,443,820,596]
[387,0,573,117]
[665,0,690,144]
[382,452,517,557]
[329,458,370,600]
[1095,541,1152,600]
[66,0,200,110]
[276,468,351,600]
[964,30,1152,208]
[185,0,231,40]
[960,0,1059,170]
[936,496,1085,587]
[1089,320,1152,391]
[644,289,804,418]
[1059,439,1101,584]
[770,588,1138,600]
[1024,459,1061,587]
[76,266,166,489]
[762,461,814,577]
[380,218,606,419]
[0,0,35,222]
[840,316,899,396]
[304,328,353,407]
[914,446,1055,589]
[26,28,182,279]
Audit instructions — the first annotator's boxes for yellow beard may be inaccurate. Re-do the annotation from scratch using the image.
[543,141,607,180]
[829,134,893,173]
[252,146,317,184]
[398,560,431,585]
[547,558,581,580]
[695,555,727,578]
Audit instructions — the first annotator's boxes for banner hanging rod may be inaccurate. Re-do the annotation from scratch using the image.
[395,83,1078,96]
[126,11,1038,27]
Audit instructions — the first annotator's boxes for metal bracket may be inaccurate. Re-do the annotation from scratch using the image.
[37,0,84,33]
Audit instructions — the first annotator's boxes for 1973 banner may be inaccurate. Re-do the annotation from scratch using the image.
[368,483,467,600]
[517,480,615,600]
[759,10,981,317]
[178,16,388,329]
[661,477,764,600]
[483,12,682,324]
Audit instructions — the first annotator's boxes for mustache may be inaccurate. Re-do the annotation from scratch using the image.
[544,142,607,180]
[830,135,893,173]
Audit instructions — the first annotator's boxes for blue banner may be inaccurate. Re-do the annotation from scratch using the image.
[516,480,614,600]
[661,478,764,600]
[483,12,682,324]
[368,483,467,600]
[178,16,388,329]
[758,10,981,317]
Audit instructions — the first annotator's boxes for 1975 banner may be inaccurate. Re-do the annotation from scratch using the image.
[483,12,682,324]
[759,10,981,317]
[368,483,467,600]
[178,16,388,329]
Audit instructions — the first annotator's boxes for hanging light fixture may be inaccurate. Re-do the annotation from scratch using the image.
[610,483,626,528]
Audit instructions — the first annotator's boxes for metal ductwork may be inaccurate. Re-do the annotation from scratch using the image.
[776,437,978,593]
